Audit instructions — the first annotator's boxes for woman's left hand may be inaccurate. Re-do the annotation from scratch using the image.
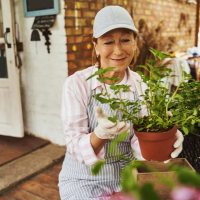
[164,110,184,163]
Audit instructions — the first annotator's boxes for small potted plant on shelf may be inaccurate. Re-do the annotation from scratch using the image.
[87,48,200,162]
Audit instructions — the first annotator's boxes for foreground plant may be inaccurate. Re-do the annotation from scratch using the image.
[92,158,200,200]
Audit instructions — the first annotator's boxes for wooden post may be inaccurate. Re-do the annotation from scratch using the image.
[195,0,200,47]
[0,22,2,38]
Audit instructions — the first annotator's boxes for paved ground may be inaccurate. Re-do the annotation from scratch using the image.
[0,161,63,200]
[0,135,49,166]
[0,135,66,200]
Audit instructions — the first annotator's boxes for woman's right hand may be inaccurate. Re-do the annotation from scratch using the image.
[94,106,130,139]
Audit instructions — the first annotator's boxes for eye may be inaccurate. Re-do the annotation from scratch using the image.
[104,41,113,45]
[121,39,130,43]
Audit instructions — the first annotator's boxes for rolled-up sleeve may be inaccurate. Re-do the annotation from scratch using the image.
[61,78,105,166]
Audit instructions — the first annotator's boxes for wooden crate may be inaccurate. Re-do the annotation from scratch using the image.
[133,158,195,200]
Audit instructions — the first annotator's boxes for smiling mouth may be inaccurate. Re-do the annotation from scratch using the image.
[111,58,126,61]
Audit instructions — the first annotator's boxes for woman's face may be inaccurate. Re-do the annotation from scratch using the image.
[93,28,137,73]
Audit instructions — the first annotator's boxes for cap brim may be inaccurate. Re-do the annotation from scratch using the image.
[93,24,138,38]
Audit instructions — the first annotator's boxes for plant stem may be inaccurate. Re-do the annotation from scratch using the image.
[166,80,183,123]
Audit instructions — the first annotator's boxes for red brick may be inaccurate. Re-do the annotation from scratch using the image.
[77,18,87,26]
[67,53,76,60]
[127,0,132,6]
[112,0,118,5]
[64,1,74,9]
[67,36,75,44]
[126,7,131,15]
[68,69,76,76]
[83,43,93,50]
[135,9,144,15]
[82,10,96,18]
[144,10,151,15]
[76,52,84,59]
[68,61,81,69]
[90,3,96,10]
[67,44,80,52]
[66,27,82,36]
[84,51,92,58]
[83,27,93,35]
[75,2,89,9]
[75,35,91,43]
[65,19,74,27]
[92,3,103,10]
[106,0,112,5]
[147,16,155,21]
[68,68,86,76]
[65,10,81,17]
[81,59,92,67]
[141,3,150,9]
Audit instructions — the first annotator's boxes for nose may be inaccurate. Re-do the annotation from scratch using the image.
[113,43,123,56]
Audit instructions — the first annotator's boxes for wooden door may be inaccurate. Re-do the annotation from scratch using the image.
[0,0,24,137]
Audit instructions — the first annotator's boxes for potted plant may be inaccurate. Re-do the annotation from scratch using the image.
[87,48,200,162]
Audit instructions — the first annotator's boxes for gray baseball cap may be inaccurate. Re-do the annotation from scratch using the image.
[93,6,138,38]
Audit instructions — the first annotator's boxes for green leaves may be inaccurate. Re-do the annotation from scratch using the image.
[176,167,200,188]
[103,67,116,73]
[136,71,143,77]
[138,65,149,71]
[91,160,105,175]
[108,115,117,123]
[121,164,138,192]
[182,126,189,135]
[86,71,101,81]
[86,67,116,81]
[94,96,110,104]
[140,183,160,200]
[149,47,171,61]
[108,131,129,153]
[148,59,156,65]
[110,102,119,110]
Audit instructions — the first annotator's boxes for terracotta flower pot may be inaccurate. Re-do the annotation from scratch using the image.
[134,126,177,162]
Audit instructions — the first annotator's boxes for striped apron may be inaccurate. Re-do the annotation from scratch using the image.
[58,71,140,200]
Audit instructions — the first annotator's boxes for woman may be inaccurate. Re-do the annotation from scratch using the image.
[59,6,183,200]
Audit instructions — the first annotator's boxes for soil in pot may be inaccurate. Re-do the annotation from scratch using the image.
[134,126,177,162]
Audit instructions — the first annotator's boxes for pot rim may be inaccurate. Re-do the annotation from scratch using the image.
[134,126,177,141]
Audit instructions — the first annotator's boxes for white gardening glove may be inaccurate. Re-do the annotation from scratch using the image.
[164,111,184,163]
[94,106,130,139]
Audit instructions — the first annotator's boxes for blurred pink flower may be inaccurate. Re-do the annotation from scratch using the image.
[171,186,200,200]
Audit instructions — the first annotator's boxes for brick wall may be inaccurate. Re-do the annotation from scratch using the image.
[65,0,196,76]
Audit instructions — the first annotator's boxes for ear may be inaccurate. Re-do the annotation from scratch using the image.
[134,40,137,51]
[93,41,100,56]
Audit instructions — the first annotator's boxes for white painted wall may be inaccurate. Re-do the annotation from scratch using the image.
[14,0,67,145]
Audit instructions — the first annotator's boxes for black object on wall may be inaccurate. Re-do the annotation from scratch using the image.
[31,15,56,53]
